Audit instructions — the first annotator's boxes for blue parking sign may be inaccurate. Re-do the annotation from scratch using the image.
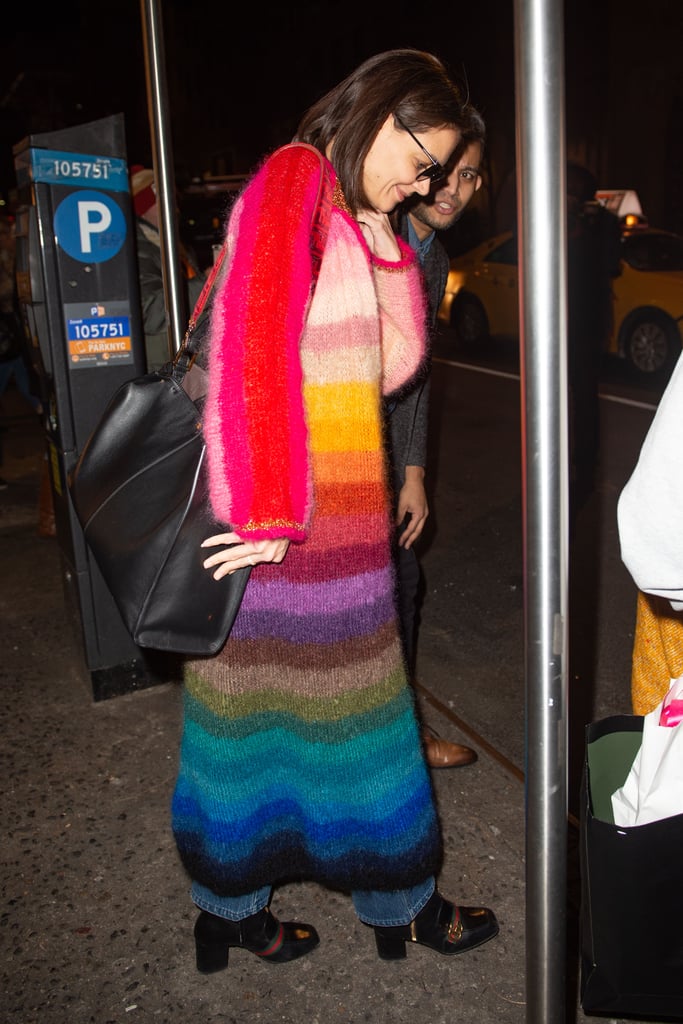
[54,190,126,263]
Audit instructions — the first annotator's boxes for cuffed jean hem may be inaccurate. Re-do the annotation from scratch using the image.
[351,876,435,927]
[191,881,272,921]
[190,875,435,928]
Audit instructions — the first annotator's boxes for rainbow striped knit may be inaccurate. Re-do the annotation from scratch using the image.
[171,144,443,895]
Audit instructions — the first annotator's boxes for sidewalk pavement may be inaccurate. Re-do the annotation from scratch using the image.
[0,386,639,1024]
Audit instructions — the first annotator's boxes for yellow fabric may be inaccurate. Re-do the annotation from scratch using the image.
[631,590,683,714]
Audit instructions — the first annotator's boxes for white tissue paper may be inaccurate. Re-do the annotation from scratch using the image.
[611,675,683,827]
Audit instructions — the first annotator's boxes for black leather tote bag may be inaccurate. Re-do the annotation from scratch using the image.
[69,336,251,656]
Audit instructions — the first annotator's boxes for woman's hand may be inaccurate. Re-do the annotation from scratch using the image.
[201,532,290,580]
[356,209,401,261]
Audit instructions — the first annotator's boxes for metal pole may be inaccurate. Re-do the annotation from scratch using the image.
[514,0,569,1020]
[139,0,187,357]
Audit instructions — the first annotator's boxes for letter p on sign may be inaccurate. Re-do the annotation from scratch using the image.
[78,201,112,253]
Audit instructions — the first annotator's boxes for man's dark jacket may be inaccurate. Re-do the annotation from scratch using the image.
[386,211,449,480]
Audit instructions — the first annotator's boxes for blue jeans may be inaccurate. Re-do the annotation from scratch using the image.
[191,876,435,928]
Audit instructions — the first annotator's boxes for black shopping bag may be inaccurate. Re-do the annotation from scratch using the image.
[580,714,683,1019]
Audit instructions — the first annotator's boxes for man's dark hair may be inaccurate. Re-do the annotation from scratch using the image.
[567,161,597,204]
[446,103,486,171]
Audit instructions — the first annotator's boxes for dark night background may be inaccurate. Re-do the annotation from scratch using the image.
[1,0,682,247]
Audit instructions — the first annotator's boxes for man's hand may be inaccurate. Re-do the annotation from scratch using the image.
[396,465,428,549]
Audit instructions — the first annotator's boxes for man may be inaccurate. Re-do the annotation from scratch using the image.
[130,165,208,371]
[388,105,486,769]
[565,162,621,529]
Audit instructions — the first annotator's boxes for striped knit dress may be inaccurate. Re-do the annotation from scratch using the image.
[171,144,443,896]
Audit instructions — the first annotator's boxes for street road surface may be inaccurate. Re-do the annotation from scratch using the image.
[416,328,660,813]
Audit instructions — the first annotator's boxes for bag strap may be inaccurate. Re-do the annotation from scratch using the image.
[174,143,333,376]
[171,243,225,375]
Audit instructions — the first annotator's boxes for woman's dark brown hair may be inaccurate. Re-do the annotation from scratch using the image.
[296,49,465,213]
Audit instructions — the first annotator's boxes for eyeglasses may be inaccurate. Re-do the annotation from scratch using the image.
[395,115,446,184]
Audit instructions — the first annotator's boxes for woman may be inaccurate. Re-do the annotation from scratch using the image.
[171,49,499,972]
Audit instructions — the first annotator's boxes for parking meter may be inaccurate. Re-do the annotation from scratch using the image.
[12,113,178,700]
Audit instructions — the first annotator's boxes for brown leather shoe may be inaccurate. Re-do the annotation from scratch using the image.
[422,728,477,769]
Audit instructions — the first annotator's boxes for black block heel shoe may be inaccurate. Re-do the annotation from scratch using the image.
[373,890,499,961]
[194,906,320,974]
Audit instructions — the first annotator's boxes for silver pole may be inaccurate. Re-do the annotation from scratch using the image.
[139,0,187,357]
[514,0,569,1020]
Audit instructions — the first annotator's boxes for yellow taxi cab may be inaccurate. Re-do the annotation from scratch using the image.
[438,226,683,380]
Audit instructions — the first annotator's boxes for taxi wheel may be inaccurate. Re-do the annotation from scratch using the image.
[452,292,489,348]
[620,307,679,380]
